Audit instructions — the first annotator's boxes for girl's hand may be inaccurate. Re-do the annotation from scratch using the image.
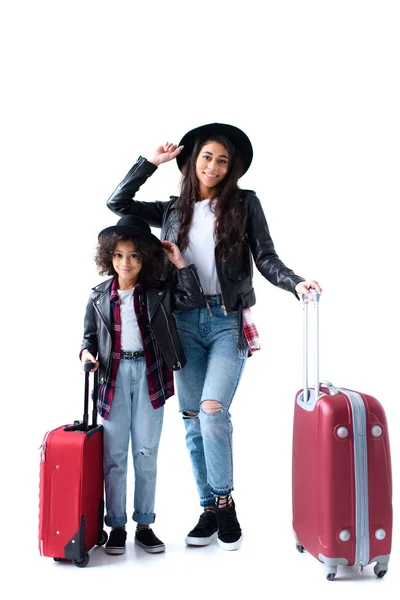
[162,240,187,269]
[81,349,100,372]
[148,142,184,167]
[295,280,323,301]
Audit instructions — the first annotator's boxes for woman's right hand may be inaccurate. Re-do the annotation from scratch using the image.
[148,142,184,167]
[81,349,100,372]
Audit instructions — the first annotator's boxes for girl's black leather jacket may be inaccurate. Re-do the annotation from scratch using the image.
[81,266,203,381]
[107,157,305,313]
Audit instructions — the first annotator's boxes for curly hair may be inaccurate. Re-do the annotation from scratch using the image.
[95,233,166,286]
[177,134,245,261]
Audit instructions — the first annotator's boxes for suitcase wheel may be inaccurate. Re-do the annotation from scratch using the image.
[374,563,388,579]
[73,551,89,568]
[296,543,305,554]
[97,530,108,546]
[376,571,387,579]
[325,566,337,581]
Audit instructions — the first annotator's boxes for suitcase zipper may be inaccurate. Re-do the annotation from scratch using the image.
[340,389,370,570]
[39,428,57,462]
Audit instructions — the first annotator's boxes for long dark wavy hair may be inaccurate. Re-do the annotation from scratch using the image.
[177,134,245,261]
[95,233,166,287]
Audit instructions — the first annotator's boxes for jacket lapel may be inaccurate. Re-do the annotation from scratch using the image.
[146,288,164,320]
[92,278,113,332]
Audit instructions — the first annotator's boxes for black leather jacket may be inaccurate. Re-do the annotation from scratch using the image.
[107,157,305,313]
[81,266,204,382]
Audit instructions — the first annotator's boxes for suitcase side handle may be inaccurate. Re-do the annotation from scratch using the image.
[320,379,339,395]
[302,290,320,401]
[64,362,99,432]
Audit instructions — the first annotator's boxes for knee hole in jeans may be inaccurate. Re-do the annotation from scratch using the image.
[183,411,198,419]
[137,446,152,457]
[201,400,223,414]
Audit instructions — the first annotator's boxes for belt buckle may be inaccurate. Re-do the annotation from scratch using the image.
[121,350,144,359]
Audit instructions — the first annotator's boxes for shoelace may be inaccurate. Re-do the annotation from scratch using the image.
[110,528,126,543]
[198,511,216,526]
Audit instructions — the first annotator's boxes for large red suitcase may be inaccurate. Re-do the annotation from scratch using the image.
[292,292,392,580]
[38,363,108,567]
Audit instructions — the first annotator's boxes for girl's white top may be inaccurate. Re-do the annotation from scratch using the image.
[183,199,221,295]
[117,288,144,351]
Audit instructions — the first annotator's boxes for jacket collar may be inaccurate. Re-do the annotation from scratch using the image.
[146,287,165,320]
[92,277,114,293]
[92,276,164,322]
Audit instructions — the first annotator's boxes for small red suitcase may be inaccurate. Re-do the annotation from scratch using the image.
[292,292,392,580]
[38,363,108,567]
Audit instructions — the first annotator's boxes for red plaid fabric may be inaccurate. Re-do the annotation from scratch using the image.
[243,307,261,357]
[97,277,174,419]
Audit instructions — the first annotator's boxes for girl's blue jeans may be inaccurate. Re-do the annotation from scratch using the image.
[102,357,164,527]
[174,296,247,507]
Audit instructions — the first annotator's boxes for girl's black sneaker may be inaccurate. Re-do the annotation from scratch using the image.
[185,510,218,546]
[215,500,242,550]
[105,527,127,555]
[135,528,165,553]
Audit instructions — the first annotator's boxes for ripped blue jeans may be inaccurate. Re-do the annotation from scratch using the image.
[174,297,247,507]
[102,357,164,527]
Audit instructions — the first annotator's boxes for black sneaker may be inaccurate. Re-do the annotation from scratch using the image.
[135,528,165,553]
[105,527,127,555]
[215,499,242,550]
[185,510,218,546]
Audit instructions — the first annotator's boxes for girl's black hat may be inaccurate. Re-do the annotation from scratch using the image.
[98,215,162,247]
[176,122,253,175]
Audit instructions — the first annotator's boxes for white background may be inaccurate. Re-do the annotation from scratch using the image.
[1,1,399,598]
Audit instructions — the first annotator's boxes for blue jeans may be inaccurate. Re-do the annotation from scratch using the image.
[102,357,164,527]
[174,297,247,507]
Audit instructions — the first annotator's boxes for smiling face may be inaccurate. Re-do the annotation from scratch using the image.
[195,140,229,199]
[112,239,142,289]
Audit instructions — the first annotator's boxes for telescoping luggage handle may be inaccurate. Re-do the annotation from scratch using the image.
[64,362,99,432]
[302,290,338,402]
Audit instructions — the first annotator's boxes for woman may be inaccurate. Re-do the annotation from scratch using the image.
[106,123,322,551]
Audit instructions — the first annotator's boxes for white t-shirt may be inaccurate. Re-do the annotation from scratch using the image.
[117,288,144,351]
[183,199,220,295]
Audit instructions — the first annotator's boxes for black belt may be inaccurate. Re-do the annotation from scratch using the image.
[120,351,145,359]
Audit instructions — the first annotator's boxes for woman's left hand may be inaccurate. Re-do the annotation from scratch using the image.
[295,280,323,300]
[162,240,187,269]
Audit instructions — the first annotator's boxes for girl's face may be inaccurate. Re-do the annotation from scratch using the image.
[195,141,229,198]
[112,240,142,289]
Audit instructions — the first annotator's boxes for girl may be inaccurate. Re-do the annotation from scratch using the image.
[80,215,203,555]
[106,123,322,551]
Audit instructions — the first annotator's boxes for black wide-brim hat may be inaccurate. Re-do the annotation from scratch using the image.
[176,122,253,175]
[98,215,162,247]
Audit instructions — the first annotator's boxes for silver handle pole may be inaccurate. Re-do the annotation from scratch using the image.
[303,299,309,401]
[314,291,320,398]
[302,289,321,401]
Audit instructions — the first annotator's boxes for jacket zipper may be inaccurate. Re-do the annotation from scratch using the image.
[188,266,214,316]
[219,290,228,316]
[340,388,370,570]
[189,265,203,295]
[94,302,112,381]
[213,247,228,317]
[160,303,181,368]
